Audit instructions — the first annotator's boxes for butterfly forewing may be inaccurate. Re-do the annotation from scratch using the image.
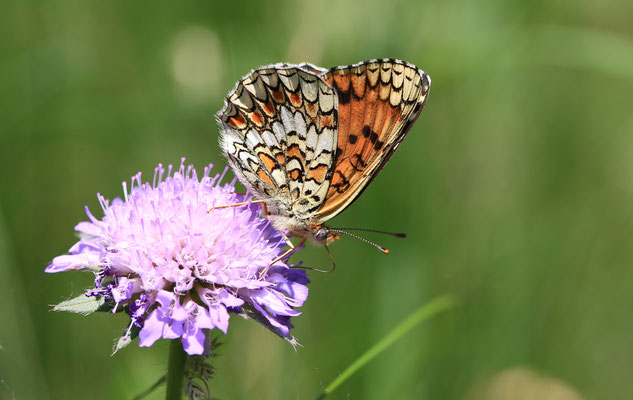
[315,59,431,222]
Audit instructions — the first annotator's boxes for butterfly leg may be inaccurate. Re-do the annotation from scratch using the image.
[259,236,306,279]
[208,199,268,215]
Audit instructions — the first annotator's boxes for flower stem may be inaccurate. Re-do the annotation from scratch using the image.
[315,294,456,399]
[165,339,187,400]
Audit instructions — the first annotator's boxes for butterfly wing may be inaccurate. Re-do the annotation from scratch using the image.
[218,63,339,218]
[314,59,431,222]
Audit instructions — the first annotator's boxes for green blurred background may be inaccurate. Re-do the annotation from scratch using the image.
[2,0,633,399]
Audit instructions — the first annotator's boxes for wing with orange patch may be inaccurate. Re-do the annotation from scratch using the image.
[315,59,431,222]
[218,63,338,219]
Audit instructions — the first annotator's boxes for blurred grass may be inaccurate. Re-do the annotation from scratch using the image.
[317,294,456,399]
[1,0,633,399]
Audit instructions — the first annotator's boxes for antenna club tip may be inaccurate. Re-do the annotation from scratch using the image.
[384,249,390,255]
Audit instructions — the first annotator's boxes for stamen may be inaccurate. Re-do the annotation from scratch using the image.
[157,163,165,184]
[153,164,160,188]
[203,163,214,179]
[218,165,229,184]
[97,193,108,212]
[122,181,129,202]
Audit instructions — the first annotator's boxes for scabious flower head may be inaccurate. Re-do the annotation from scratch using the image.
[47,160,308,355]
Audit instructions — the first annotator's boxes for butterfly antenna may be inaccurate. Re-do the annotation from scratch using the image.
[330,227,407,238]
[290,246,336,274]
[328,229,392,254]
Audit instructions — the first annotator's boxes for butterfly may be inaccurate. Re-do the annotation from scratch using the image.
[217,59,430,251]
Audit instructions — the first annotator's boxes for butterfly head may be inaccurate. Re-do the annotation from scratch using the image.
[312,224,341,246]
[269,216,340,246]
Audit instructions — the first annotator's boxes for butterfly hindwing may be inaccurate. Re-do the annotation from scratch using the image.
[218,63,338,218]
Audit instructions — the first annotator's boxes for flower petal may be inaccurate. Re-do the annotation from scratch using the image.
[138,310,167,347]
[181,327,206,355]
[74,221,102,237]
[46,253,100,273]
[208,305,230,333]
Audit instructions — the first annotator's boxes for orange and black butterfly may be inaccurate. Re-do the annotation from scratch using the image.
[217,59,430,248]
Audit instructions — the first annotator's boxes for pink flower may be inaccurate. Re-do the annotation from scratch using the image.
[47,160,308,354]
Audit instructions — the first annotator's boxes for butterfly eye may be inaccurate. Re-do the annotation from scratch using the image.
[315,228,329,242]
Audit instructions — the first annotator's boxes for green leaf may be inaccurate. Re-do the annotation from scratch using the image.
[52,294,106,315]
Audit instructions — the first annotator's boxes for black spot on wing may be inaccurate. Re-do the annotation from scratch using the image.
[362,125,375,138]
[369,132,378,144]
[331,78,352,105]
[337,87,351,104]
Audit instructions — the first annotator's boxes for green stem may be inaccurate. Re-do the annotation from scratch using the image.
[316,294,456,400]
[165,339,188,400]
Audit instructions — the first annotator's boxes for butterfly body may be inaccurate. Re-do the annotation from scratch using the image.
[218,59,430,246]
